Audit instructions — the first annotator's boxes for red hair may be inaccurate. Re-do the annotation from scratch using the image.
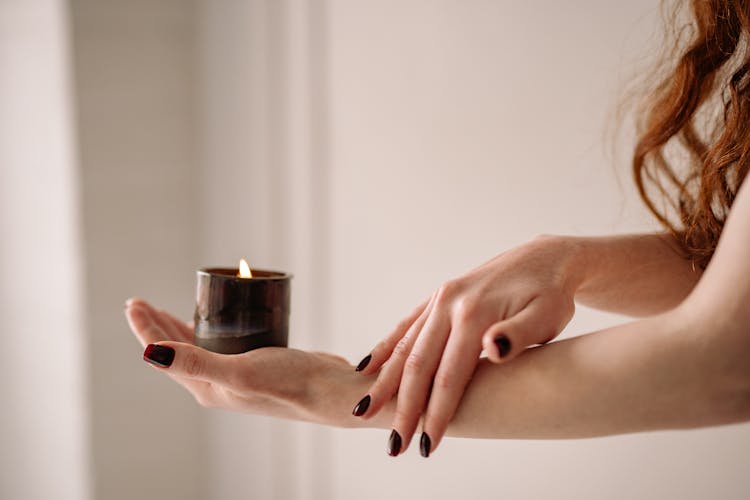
[634,0,750,268]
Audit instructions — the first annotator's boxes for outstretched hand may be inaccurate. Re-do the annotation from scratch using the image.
[124,298,361,425]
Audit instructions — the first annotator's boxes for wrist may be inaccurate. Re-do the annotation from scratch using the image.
[302,360,377,428]
[532,234,590,296]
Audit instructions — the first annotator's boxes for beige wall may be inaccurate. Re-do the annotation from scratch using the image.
[71,1,205,499]
[325,2,750,499]
[5,1,750,499]
[196,1,750,499]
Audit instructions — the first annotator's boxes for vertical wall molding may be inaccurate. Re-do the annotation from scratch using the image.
[197,1,333,498]
[265,1,334,498]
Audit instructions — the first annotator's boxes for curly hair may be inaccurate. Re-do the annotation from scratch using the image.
[634,0,750,269]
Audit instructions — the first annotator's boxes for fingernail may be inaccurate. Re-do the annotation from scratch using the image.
[420,432,431,458]
[355,353,372,372]
[143,344,175,368]
[352,394,371,417]
[494,334,512,358]
[387,429,402,457]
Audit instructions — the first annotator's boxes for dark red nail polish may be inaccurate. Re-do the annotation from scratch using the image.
[143,344,175,368]
[494,335,511,358]
[420,432,431,458]
[352,394,371,416]
[355,353,372,372]
[387,429,402,457]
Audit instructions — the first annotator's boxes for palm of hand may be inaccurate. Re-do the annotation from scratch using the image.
[125,299,351,421]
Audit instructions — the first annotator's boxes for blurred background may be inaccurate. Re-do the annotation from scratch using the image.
[3,0,750,499]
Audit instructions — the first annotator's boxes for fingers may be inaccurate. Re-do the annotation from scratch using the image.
[419,322,484,456]
[353,299,434,421]
[127,301,230,384]
[143,340,232,385]
[126,300,219,400]
[482,296,571,363]
[154,306,194,343]
[135,299,193,343]
[126,301,169,347]
[355,298,429,375]
[388,309,451,455]
[126,298,194,343]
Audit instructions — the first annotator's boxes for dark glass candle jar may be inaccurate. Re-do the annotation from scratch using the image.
[194,267,291,354]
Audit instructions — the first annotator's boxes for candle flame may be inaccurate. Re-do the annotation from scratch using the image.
[238,259,253,278]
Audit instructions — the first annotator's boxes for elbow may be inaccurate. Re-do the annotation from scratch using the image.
[677,302,750,425]
[720,370,750,424]
[734,355,750,422]
[706,324,750,424]
[721,322,750,422]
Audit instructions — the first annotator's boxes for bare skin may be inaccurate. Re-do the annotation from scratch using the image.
[351,228,705,455]
[125,181,750,456]
[355,232,704,456]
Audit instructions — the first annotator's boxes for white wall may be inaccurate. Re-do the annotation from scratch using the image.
[324,1,750,499]
[0,1,90,499]
[5,1,749,499]
[195,1,750,499]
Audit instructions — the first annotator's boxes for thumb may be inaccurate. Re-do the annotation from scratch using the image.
[482,296,572,363]
[143,341,229,383]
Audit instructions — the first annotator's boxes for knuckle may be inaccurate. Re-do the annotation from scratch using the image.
[183,351,204,378]
[434,372,454,391]
[404,351,427,374]
[393,337,411,357]
[192,391,213,408]
[454,296,480,322]
[435,280,459,304]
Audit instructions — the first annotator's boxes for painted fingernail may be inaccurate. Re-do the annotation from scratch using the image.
[387,429,402,457]
[420,432,431,458]
[494,334,512,358]
[352,395,371,417]
[355,353,372,372]
[143,344,175,368]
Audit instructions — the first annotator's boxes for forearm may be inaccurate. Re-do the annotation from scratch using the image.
[555,233,702,316]
[311,308,749,438]
[448,309,747,438]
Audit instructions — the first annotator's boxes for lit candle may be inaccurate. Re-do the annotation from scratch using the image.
[193,260,291,354]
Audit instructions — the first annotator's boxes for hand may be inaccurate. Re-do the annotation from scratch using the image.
[352,236,580,457]
[124,298,361,425]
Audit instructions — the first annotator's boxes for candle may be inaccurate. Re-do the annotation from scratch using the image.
[194,260,291,354]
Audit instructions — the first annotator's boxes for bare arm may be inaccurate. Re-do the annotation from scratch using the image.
[555,232,702,317]
[350,231,705,455]
[314,185,750,443]
[125,183,750,454]
[313,309,747,442]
